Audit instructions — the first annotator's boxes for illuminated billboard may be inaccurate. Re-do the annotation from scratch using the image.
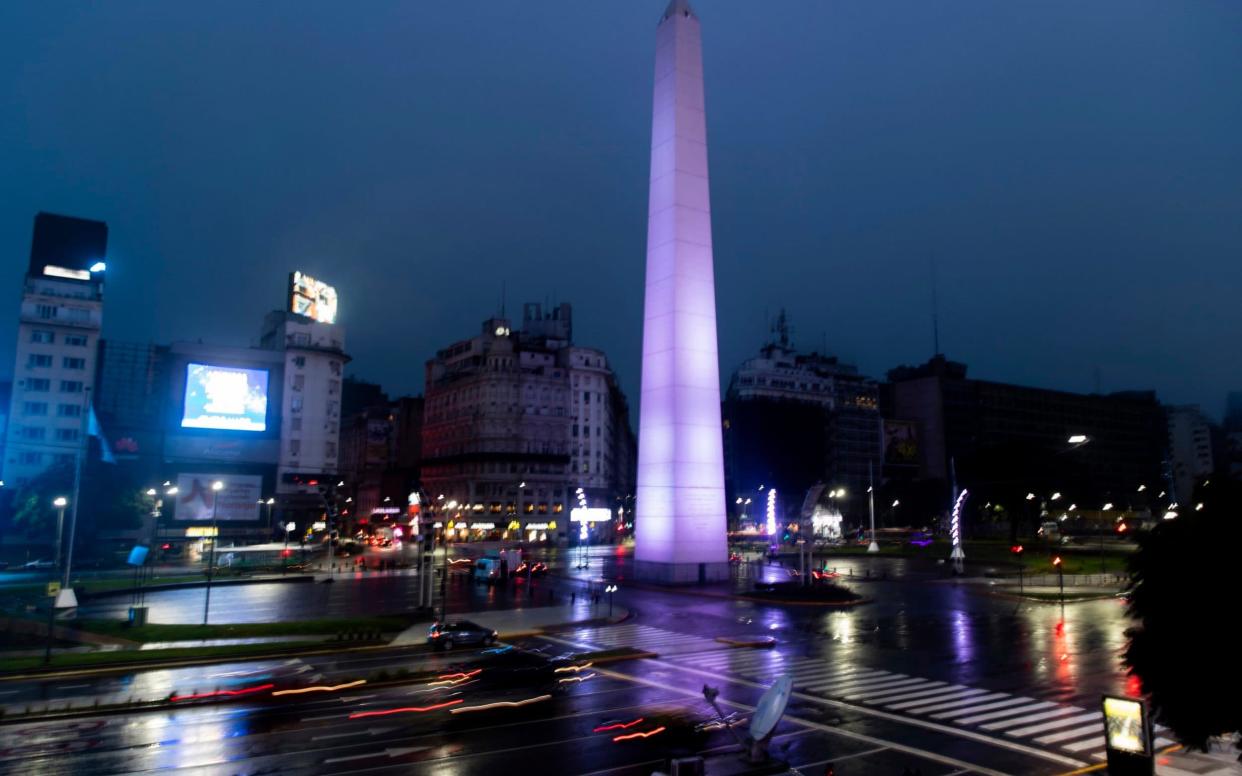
[1102,696,1150,756]
[181,363,269,432]
[173,474,263,522]
[289,271,338,324]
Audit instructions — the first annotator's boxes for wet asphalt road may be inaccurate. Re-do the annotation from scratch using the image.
[0,546,1145,774]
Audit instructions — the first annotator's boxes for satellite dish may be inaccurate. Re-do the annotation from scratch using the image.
[749,674,793,741]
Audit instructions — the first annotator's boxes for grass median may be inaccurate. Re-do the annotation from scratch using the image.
[808,539,1132,575]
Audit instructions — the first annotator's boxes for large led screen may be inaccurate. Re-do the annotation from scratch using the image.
[289,271,338,324]
[181,363,269,432]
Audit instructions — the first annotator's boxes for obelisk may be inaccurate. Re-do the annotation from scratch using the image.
[634,0,729,583]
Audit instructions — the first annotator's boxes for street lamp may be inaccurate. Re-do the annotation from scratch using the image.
[202,480,224,626]
[605,584,617,618]
[44,496,69,663]
[283,520,296,575]
[1067,435,1089,445]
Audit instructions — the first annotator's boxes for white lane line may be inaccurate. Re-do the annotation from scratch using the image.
[1035,724,1108,746]
[536,635,1085,771]
[981,707,1081,731]
[803,670,892,692]
[57,684,92,690]
[1064,736,1106,753]
[931,696,1030,719]
[904,692,1010,715]
[806,672,902,693]
[583,663,1015,776]
[842,678,932,699]
[867,683,960,704]
[887,688,988,710]
[955,701,1058,726]
[1006,712,1101,739]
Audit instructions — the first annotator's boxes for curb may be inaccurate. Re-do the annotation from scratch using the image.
[80,574,315,600]
[715,636,776,648]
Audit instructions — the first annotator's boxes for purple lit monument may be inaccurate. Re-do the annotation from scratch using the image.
[634,0,729,583]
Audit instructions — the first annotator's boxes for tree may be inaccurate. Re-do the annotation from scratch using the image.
[10,462,74,537]
[1123,481,1242,757]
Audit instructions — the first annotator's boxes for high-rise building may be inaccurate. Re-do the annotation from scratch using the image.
[338,395,423,524]
[1166,404,1214,503]
[723,313,883,523]
[420,303,633,545]
[3,213,107,489]
[259,310,349,520]
[634,0,729,583]
[884,356,1167,506]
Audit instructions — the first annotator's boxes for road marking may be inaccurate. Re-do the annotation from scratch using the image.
[792,746,890,771]
[889,687,990,710]
[955,701,1058,726]
[864,681,950,701]
[312,726,393,742]
[56,684,92,690]
[932,696,1031,719]
[906,692,1010,715]
[323,747,427,764]
[1063,736,1106,753]
[982,707,1080,731]
[1006,712,1101,738]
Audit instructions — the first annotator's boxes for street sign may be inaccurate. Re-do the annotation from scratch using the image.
[46,581,61,597]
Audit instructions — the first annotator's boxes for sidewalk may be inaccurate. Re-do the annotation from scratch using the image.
[390,603,629,646]
[1158,741,1242,775]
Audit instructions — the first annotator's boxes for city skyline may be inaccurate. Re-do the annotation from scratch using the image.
[2,1,1240,416]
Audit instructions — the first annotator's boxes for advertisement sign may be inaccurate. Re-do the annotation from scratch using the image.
[883,420,919,466]
[1103,696,1150,755]
[181,363,269,432]
[570,508,612,523]
[172,474,263,522]
[289,271,338,324]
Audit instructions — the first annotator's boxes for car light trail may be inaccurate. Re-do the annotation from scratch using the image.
[272,679,367,696]
[613,726,666,742]
[553,662,594,673]
[449,694,552,714]
[558,673,597,684]
[593,718,644,733]
[437,669,482,680]
[170,683,274,701]
[348,699,464,718]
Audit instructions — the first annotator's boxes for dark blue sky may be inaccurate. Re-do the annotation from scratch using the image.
[3,1,1240,416]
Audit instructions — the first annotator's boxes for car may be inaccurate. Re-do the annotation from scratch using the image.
[24,559,54,570]
[428,620,498,650]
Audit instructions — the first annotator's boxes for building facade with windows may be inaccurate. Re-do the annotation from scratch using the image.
[420,303,634,544]
[1166,404,1214,504]
[722,314,883,525]
[2,213,107,488]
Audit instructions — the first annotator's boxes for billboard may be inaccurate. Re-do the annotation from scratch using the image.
[883,420,919,466]
[181,363,269,432]
[289,271,338,324]
[172,474,263,522]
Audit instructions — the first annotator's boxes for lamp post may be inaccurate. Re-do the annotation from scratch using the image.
[44,496,68,664]
[1099,501,1113,575]
[1053,555,1065,616]
[867,463,879,553]
[202,480,224,626]
[605,584,617,618]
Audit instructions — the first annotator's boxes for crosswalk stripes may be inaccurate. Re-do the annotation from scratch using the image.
[560,623,725,655]
[659,650,1149,761]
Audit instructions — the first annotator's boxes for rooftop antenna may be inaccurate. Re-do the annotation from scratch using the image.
[931,259,941,356]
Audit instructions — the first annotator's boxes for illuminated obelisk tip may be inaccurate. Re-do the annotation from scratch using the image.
[634,0,729,583]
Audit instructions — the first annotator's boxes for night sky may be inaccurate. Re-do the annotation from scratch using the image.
[2,1,1240,417]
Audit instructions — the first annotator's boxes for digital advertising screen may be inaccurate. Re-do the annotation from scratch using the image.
[289,271,338,324]
[181,363,269,432]
[1102,696,1150,755]
[173,474,263,522]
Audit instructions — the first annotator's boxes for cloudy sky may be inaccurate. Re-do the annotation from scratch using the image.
[2,0,1240,417]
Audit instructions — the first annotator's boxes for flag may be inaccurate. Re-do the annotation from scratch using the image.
[88,403,116,464]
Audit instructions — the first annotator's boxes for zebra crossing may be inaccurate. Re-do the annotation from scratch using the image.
[663,649,1174,761]
[558,623,726,655]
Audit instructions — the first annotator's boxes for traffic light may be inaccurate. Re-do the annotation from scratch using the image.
[1052,555,1063,567]
[1010,544,1024,554]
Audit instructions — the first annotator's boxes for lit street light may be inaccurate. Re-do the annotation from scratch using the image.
[202,480,225,626]
[44,496,69,663]
[1067,434,1089,445]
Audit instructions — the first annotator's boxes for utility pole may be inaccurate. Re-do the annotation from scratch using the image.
[867,462,879,553]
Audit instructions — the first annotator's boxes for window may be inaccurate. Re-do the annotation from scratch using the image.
[292,374,305,391]
[329,360,341,376]
[583,425,590,438]
[583,391,589,404]
[325,441,337,458]
[31,330,54,344]
[60,380,83,393]
[290,417,302,431]
[290,397,303,413]
[572,424,579,437]
[327,400,339,417]
[27,354,52,368]
[55,429,79,442]
[27,378,50,392]
[290,439,301,456]
[36,304,57,320]
[63,357,86,370]
[58,404,82,418]
[65,308,90,322]
[64,334,87,347]
[329,379,340,395]
[18,451,43,465]
[23,401,48,416]
[20,426,45,440]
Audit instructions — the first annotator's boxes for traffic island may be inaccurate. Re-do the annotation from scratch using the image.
[739,581,865,606]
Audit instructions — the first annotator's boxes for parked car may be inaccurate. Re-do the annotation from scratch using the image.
[427,620,498,650]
